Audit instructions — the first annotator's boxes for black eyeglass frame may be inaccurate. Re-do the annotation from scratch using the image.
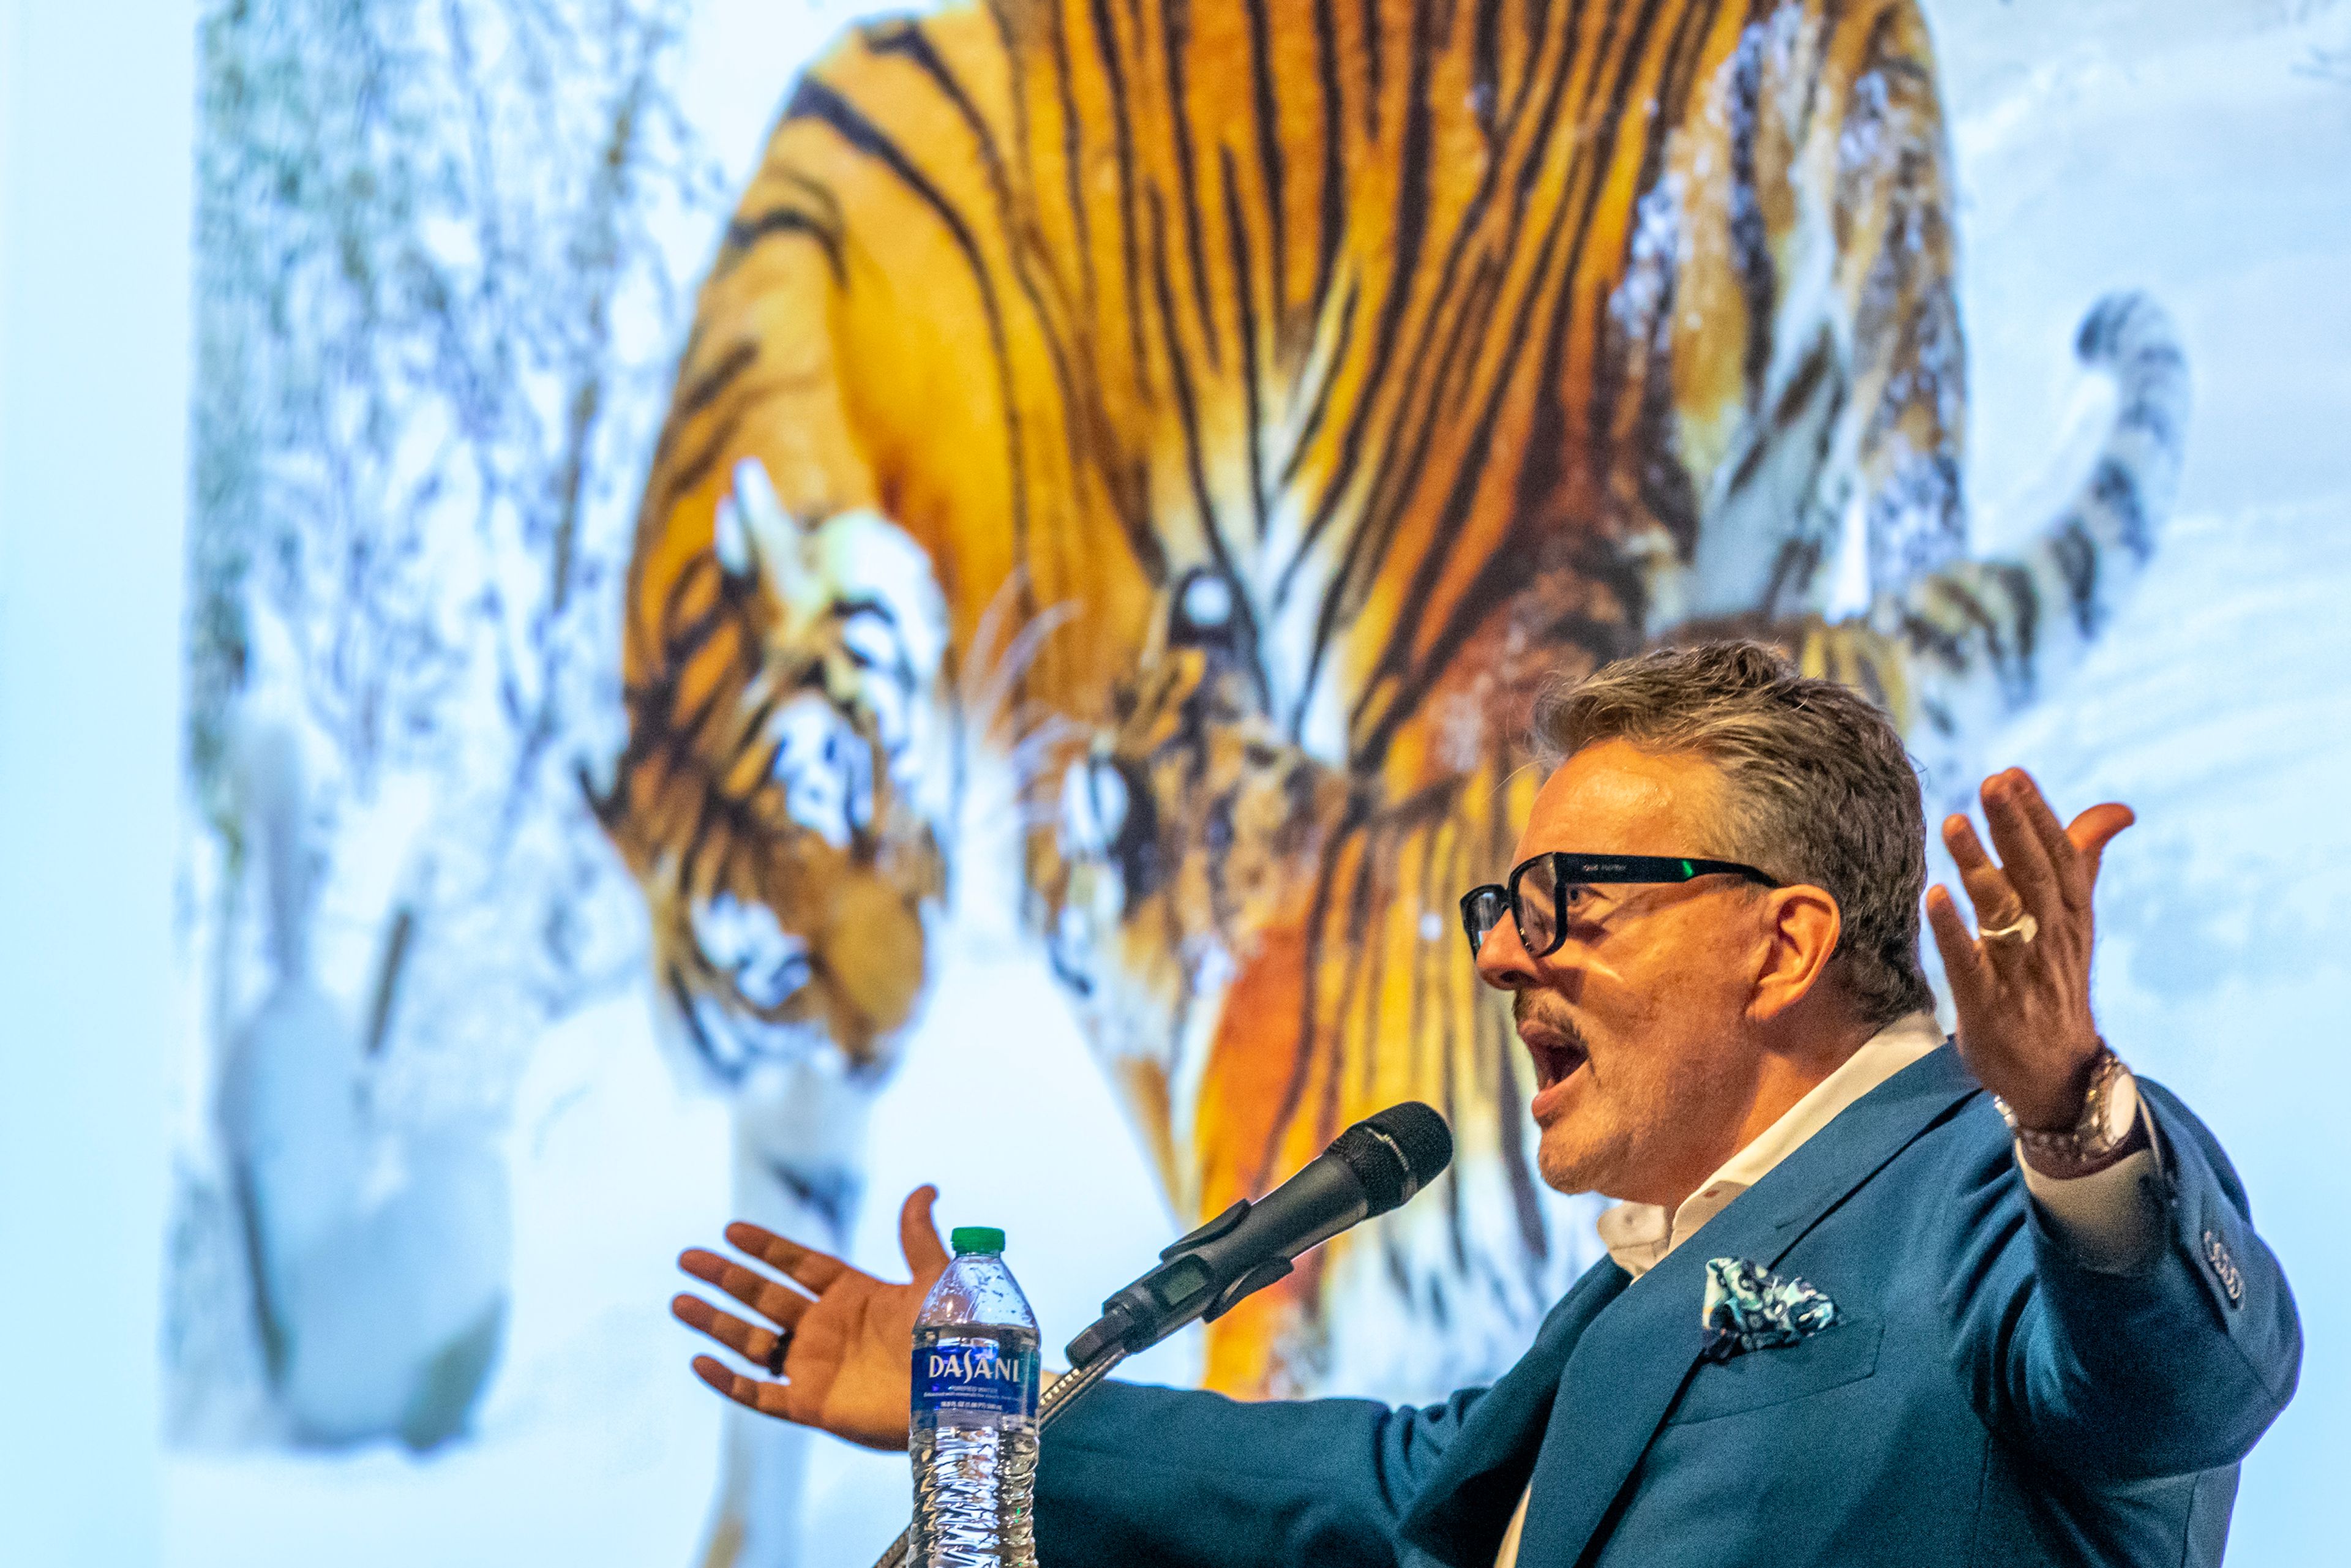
[1458,852,1783,960]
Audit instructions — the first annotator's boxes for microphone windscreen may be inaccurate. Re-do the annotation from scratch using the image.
[1331,1101,1454,1212]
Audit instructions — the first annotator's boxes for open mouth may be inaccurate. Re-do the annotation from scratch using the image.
[1518,1021,1589,1092]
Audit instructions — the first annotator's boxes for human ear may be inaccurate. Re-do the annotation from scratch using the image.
[1747,885,1842,1022]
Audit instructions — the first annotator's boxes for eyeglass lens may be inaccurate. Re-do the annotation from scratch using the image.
[1463,862,1569,959]
[1463,887,1510,954]
[1513,860,1559,955]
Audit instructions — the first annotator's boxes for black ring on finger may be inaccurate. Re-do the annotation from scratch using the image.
[765,1327,792,1378]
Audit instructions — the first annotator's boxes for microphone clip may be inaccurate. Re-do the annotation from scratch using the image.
[1062,1196,1292,1365]
[1167,1201,1299,1321]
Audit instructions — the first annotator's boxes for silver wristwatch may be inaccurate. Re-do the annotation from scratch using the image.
[1993,1045,2141,1166]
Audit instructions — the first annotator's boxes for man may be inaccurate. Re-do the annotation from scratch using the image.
[672,641,2300,1566]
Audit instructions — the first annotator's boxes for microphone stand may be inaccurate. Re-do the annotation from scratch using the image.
[869,1345,1130,1568]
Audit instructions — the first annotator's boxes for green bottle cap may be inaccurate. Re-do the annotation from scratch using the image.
[950,1226,1007,1255]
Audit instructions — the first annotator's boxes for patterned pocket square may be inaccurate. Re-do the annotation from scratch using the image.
[1700,1256,1842,1361]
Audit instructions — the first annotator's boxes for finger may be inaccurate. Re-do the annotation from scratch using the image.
[1941,814,2027,937]
[2008,770,2091,912]
[2066,802,2135,887]
[679,1247,814,1329]
[673,1292,787,1371]
[724,1221,852,1296]
[1980,771,2061,923]
[1924,884,1992,1015]
[900,1185,950,1277]
[691,1353,796,1420]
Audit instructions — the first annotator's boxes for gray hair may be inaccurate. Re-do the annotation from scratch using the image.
[1531,640,1935,1028]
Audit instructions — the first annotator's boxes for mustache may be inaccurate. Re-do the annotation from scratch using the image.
[1512,991,1589,1053]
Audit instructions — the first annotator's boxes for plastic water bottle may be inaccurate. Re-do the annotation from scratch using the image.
[910,1226,1040,1567]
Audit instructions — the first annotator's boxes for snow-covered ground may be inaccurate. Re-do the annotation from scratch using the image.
[163,929,1199,1566]
[160,0,2351,1564]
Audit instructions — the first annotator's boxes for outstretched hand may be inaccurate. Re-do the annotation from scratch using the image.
[1925,767,2135,1133]
[672,1185,951,1452]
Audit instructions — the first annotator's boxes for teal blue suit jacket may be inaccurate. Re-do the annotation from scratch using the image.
[1035,1046,2300,1566]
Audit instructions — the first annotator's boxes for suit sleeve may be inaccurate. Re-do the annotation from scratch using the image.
[1944,1078,2301,1483]
[1034,1377,1487,1567]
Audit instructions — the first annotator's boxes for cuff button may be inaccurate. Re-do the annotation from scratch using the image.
[2201,1229,2244,1307]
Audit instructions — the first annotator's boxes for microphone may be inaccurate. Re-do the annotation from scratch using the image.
[1063,1101,1453,1367]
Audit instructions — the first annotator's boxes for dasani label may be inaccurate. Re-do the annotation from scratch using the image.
[912,1339,1038,1420]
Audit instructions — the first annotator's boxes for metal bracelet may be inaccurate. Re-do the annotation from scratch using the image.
[1994,1045,2126,1163]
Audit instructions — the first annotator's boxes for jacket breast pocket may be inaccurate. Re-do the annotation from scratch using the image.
[1664,1316,1884,1426]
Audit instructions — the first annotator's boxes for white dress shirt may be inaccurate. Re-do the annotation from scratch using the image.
[1491,1012,2159,1568]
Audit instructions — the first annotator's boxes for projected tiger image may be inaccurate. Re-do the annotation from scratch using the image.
[591,0,2181,1556]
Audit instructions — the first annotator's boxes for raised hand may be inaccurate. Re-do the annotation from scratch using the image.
[672,1185,951,1452]
[1924,767,2135,1134]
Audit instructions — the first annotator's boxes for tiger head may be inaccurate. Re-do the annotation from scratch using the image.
[1037,569,1355,1195]
[595,457,949,1089]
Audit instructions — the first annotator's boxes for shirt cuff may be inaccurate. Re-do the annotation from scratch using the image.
[2016,1107,2165,1274]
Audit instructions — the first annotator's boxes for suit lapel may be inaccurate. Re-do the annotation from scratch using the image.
[1397,1257,1632,1566]
[1509,1045,1981,1566]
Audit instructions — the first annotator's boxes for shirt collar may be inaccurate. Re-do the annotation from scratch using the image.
[1595,1010,1946,1279]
